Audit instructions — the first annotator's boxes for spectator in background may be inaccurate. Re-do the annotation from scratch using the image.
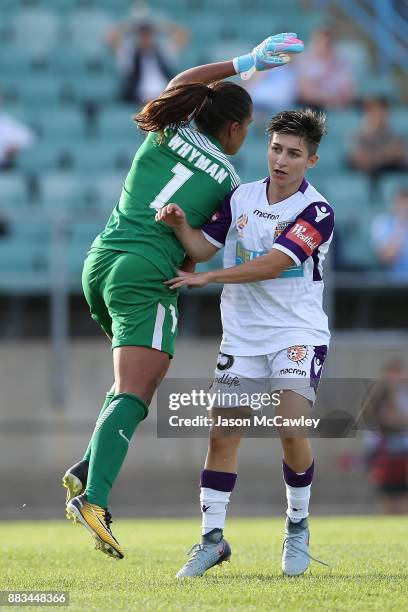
[347,97,408,193]
[364,359,408,514]
[106,5,189,105]
[246,63,298,128]
[0,99,35,171]
[371,187,408,280]
[296,25,355,111]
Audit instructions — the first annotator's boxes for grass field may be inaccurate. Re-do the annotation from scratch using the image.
[0,517,406,611]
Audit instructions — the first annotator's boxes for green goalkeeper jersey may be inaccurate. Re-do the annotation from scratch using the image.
[92,125,240,277]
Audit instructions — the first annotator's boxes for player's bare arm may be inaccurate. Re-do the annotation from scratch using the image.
[167,33,304,88]
[156,204,218,263]
[165,249,294,289]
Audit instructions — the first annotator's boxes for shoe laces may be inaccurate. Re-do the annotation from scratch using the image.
[104,509,113,531]
[283,533,330,568]
[185,543,206,565]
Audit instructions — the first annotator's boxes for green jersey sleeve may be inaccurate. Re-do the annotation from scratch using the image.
[92,126,240,277]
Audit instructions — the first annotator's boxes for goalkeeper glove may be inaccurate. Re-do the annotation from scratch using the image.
[233,32,304,80]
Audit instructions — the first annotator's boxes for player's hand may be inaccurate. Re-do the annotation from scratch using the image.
[233,32,304,80]
[155,203,187,228]
[165,270,212,290]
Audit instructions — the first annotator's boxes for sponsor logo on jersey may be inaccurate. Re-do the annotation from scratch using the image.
[215,373,240,388]
[253,209,280,220]
[314,205,330,223]
[236,241,266,265]
[287,221,322,256]
[217,353,235,371]
[287,345,309,365]
[279,367,307,376]
[236,213,248,237]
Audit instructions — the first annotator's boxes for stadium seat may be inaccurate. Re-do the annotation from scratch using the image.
[29,108,86,140]
[9,75,66,107]
[0,173,28,208]
[17,143,75,173]
[40,172,85,214]
[98,106,144,139]
[323,173,371,220]
[68,220,106,279]
[380,174,408,207]
[65,9,112,57]
[12,8,59,58]
[68,141,137,172]
[94,172,125,211]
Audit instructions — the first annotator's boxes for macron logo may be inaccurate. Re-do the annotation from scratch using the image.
[315,205,330,223]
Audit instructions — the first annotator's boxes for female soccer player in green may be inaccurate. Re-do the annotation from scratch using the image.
[63,33,304,559]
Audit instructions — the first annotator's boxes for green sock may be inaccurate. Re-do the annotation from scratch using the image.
[82,391,115,463]
[85,393,148,507]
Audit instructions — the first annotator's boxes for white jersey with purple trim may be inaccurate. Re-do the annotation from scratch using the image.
[201,177,335,355]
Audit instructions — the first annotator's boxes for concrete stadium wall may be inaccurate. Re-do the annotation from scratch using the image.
[1,333,408,520]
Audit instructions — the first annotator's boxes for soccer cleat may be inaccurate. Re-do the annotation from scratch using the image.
[66,494,124,560]
[282,517,310,576]
[176,528,231,578]
[62,460,89,505]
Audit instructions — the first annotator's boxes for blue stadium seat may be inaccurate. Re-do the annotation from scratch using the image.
[95,172,126,211]
[12,8,59,58]
[98,106,143,139]
[68,220,106,279]
[380,174,408,207]
[29,108,86,140]
[40,172,85,213]
[0,173,28,208]
[323,173,371,220]
[66,9,112,57]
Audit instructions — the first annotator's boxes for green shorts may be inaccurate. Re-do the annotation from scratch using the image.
[82,248,178,356]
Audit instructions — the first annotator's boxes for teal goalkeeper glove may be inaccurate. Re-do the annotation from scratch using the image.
[233,32,304,80]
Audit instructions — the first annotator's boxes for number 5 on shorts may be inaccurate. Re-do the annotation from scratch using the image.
[149,163,193,211]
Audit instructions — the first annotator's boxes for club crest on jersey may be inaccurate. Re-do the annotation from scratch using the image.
[287,345,308,365]
[236,213,248,237]
[274,221,291,240]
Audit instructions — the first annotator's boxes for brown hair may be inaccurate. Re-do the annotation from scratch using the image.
[267,108,327,155]
[134,81,252,139]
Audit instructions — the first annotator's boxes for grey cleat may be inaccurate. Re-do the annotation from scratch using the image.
[282,517,311,576]
[176,528,231,578]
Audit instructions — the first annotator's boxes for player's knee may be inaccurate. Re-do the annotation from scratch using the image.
[209,436,241,456]
[281,436,310,450]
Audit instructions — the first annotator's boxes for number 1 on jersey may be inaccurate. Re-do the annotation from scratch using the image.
[149,163,193,211]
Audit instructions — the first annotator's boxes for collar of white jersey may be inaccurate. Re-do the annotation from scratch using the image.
[263,176,309,194]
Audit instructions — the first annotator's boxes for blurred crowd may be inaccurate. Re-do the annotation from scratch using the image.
[0,2,407,281]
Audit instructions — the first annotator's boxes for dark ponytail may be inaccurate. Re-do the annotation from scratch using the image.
[134,81,252,138]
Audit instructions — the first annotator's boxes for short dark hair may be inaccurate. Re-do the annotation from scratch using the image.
[266,109,327,155]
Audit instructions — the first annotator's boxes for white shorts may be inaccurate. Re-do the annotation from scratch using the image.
[211,345,328,407]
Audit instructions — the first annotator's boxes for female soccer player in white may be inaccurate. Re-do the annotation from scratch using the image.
[157,109,334,577]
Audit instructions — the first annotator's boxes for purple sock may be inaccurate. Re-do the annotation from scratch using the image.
[282,460,314,487]
[201,469,237,492]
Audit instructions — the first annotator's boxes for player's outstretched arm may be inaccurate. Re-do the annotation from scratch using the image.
[165,249,294,289]
[167,33,303,87]
[156,204,218,262]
